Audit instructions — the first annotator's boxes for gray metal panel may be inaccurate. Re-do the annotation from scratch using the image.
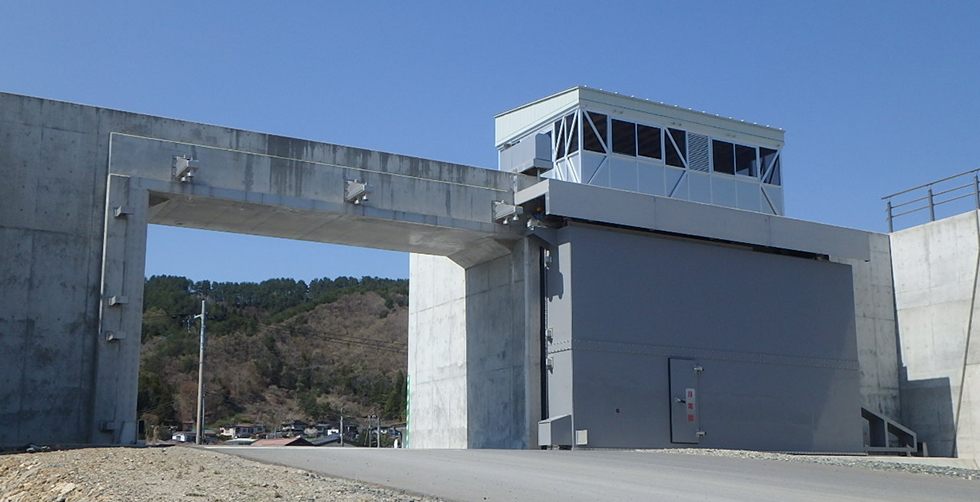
[537,414,572,447]
[550,222,863,452]
[494,87,784,150]
[517,179,873,260]
[669,359,700,444]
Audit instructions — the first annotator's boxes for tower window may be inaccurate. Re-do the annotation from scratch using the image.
[666,128,687,168]
[712,140,735,175]
[637,124,662,160]
[584,112,607,153]
[735,144,756,177]
[565,114,578,155]
[612,119,637,156]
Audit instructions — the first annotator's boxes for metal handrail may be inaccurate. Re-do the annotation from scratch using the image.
[883,168,980,232]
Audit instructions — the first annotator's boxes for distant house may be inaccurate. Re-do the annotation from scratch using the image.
[220,424,267,439]
[251,437,313,447]
[308,434,341,446]
[172,431,196,443]
[172,430,218,443]
[279,420,308,437]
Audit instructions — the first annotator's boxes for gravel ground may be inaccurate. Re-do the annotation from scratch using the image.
[0,446,445,502]
[645,448,980,481]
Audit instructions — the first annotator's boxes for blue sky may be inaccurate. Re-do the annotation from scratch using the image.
[4,1,978,282]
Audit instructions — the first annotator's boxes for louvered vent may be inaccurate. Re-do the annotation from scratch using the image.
[688,133,710,172]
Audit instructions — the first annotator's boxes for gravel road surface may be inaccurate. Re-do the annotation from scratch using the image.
[3,445,978,501]
[215,446,980,502]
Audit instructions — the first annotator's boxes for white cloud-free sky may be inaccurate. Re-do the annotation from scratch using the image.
[4,1,978,282]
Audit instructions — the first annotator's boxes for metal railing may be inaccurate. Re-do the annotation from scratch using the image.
[882,168,980,232]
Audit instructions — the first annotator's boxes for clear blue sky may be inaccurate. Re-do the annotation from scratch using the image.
[4,1,978,282]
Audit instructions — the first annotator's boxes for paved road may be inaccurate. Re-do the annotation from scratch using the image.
[210,447,978,502]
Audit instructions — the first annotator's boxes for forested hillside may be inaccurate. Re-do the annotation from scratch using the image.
[137,275,409,431]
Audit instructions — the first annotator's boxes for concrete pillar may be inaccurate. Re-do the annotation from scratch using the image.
[92,175,148,444]
[407,254,469,448]
[407,242,538,449]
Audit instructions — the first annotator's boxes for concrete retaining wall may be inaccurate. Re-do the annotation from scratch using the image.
[891,210,980,459]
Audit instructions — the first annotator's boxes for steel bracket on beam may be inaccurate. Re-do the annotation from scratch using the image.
[113,206,134,218]
[493,201,524,224]
[172,156,199,183]
[104,331,126,342]
[109,295,129,306]
[345,180,370,205]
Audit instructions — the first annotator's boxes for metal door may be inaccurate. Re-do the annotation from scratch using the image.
[669,358,701,444]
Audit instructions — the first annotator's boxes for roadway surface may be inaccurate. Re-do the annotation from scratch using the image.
[209,447,979,501]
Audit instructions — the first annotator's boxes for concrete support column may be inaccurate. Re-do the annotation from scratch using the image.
[408,243,537,449]
[464,242,533,448]
[92,174,148,444]
[407,254,469,448]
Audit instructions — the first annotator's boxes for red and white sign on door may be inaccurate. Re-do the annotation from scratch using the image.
[685,388,696,422]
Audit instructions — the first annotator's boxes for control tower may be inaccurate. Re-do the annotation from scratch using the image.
[496,86,784,215]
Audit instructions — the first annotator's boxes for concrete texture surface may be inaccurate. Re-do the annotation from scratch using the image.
[891,210,980,459]
[408,255,469,448]
[210,447,980,502]
[0,91,531,447]
[831,232,903,420]
[407,246,539,449]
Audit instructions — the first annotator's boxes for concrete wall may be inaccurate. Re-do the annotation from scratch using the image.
[407,255,469,448]
[831,233,903,420]
[2,95,131,445]
[891,210,980,459]
[408,246,538,449]
[543,222,863,452]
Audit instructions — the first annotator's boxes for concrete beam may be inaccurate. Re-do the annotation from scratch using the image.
[111,133,528,267]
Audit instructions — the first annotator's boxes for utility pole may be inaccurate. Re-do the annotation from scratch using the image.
[366,414,379,447]
[194,300,206,445]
